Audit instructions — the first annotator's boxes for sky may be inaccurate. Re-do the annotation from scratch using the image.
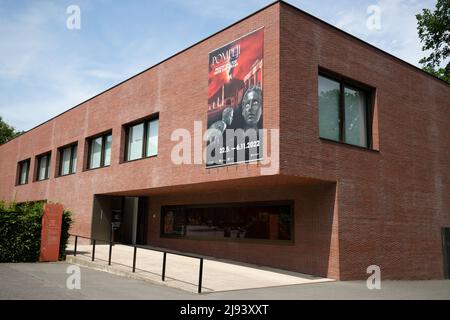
[0,0,436,131]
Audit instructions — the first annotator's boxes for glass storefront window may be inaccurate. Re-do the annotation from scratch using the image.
[161,203,292,242]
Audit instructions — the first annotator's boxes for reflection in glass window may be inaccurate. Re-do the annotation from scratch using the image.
[345,87,367,147]
[318,76,340,141]
[59,144,77,176]
[37,153,50,181]
[104,134,112,166]
[89,137,102,169]
[127,123,144,161]
[88,133,112,169]
[61,147,71,175]
[72,145,77,172]
[124,117,159,161]
[161,203,292,241]
[18,159,30,185]
[318,73,371,148]
[146,119,159,157]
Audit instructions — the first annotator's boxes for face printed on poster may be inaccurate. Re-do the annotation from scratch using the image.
[206,28,264,168]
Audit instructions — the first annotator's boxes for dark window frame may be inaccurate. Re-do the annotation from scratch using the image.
[36,152,51,181]
[16,158,31,185]
[57,143,78,177]
[124,115,159,163]
[160,200,295,245]
[443,227,450,279]
[86,131,112,170]
[318,68,373,149]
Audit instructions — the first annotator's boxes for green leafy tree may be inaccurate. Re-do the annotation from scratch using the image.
[416,0,450,83]
[0,116,24,145]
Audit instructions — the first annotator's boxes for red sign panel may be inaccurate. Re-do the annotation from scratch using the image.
[39,203,63,262]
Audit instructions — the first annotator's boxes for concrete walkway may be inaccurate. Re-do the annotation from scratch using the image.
[66,243,333,293]
[2,263,450,300]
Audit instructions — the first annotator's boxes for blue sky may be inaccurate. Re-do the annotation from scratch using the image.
[0,0,436,131]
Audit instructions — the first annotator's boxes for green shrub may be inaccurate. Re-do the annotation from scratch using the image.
[59,210,72,260]
[0,201,72,262]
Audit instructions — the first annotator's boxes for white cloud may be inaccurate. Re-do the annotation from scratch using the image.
[332,0,436,66]
[0,2,97,130]
[0,1,210,131]
[0,2,132,131]
[84,69,123,81]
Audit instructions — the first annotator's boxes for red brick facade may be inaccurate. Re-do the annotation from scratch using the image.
[0,2,449,280]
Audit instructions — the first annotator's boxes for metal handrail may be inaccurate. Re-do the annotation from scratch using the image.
[68,233,205,293]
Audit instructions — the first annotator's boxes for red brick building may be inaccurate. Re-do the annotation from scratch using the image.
[1,1,449,280]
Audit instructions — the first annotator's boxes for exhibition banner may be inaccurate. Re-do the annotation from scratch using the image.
[206,28,264,167]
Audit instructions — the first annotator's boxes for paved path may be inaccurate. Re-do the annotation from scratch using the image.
[1,262,450,300]
[0,262,192,300]
[67,244,332,293]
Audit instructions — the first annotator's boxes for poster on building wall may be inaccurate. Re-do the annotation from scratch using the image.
[206,27,264,168]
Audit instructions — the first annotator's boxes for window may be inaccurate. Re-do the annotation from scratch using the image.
[318,76,340,141]
[87,132,112,169]
[318,72,371,148]
[127,123,144,161]
[36,153,51,181]
[161,202,293,242]
[58,144,77,176]
[17,159,30,185]
[125,117,159,161]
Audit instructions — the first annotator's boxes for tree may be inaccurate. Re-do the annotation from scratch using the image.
[0,116,24,145]
[416,0,450,83]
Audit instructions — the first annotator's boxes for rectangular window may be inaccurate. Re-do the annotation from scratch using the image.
[318,72,371,148]
[58,144,77,176]
[161,202,293,242]
[17,159,30,185]
[146,119,159,157]
[344,86,368,147]
[90,136,102,168]
[87,132,112,169]
[36,153,51,181]
[125,117,159,161]
[127,123,144,161]
[103,134,112,166]
[318,76,340,141]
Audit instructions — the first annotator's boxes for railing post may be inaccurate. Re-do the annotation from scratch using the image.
[132,246,137,273]
[162,252,167,281]
[92,239,96,261]
[198,258,204,294]
[108,240,113,266]
[74,235,78,256]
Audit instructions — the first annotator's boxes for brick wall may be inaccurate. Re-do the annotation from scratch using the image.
[280,3,450,280]
[0,1,448,280]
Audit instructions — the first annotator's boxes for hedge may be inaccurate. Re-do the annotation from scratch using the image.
[0,201,72,262]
